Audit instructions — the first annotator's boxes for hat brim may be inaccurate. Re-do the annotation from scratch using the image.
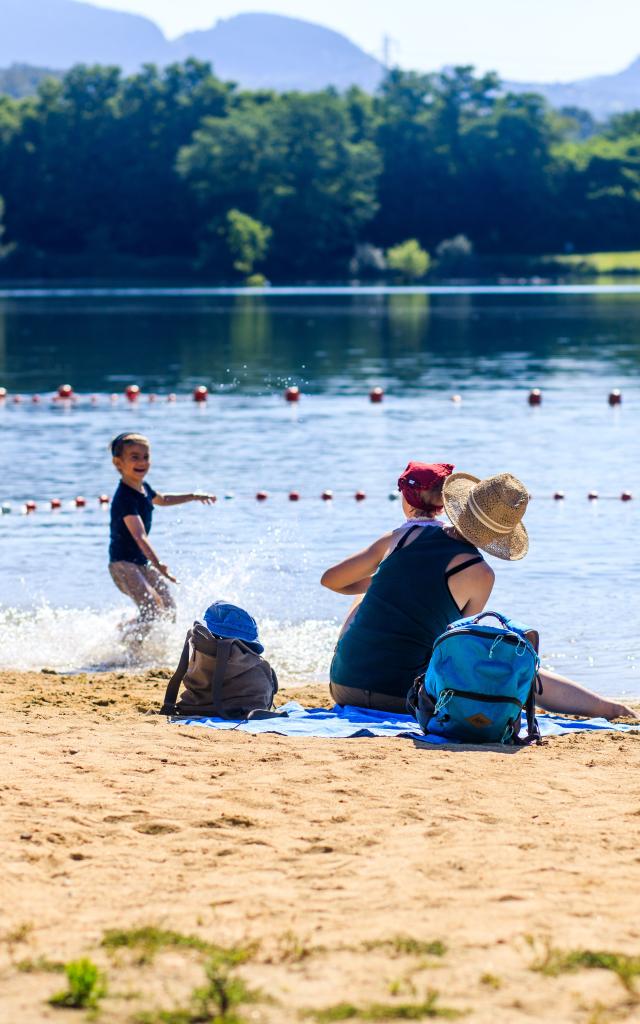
[442,472,529,561]
[202,619,264,654]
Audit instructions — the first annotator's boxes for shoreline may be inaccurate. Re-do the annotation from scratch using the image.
[2,668,640,1022]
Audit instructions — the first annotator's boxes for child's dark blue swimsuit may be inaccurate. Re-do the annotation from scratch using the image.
[109,481,157,564]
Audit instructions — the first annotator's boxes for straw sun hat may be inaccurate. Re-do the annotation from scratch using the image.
[442,472,530,561]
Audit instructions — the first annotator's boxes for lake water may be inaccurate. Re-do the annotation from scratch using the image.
[0,286,639,694]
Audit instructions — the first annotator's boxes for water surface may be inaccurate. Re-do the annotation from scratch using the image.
[0,287,638,693]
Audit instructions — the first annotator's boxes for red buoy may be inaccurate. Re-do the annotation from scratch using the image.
[167,393,177,403]
[553,491,565,501]
[621,491,633,501]
[12,394,23,404]
[0,387,6,401]
[57,383,73,400]
[193,385,208,403]
[528,388,542,406]
[256,491,268,501]
[588,491,599,501]
[321,490,333,501]
[32,394,41,404]
[99,494,110,505]
[125,384,140,402]
[608,389,622,407]
[50,498,61,510]
[75,496,87,508]
[355,491,366,501]
[25,500,36,512]
[284,386,300,403]
[288,491,300,501]
[369,387,384,404]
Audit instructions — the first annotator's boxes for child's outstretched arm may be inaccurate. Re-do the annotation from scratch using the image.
[123,515,178,583]
[153,492,216,507]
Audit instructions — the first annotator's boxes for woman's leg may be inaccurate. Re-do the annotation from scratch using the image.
[537,667,638,720]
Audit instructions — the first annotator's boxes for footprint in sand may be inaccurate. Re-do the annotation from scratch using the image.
[103,812,148,823]
[134,822,180,835]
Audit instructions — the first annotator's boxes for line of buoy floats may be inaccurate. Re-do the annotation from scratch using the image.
[0,384,628,405]
[1,489,634,516]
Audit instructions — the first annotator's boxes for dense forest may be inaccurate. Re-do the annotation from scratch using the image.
[0,60,639,280]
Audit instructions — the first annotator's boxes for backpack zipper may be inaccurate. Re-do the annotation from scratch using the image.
[436,688,524,708]
[432,628,532,654]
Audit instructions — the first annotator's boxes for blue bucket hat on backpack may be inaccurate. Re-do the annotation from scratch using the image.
[202,601,264,654]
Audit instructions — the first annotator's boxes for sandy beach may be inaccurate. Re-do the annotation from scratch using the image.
[2,668,640,1023]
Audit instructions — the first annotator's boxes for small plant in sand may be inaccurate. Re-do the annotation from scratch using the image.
[479,973,502,990]
[102,926,212,964]
[16,956,65,973]
[135,952,263,1024]
[530,941,640,994]
[305,989,462,1021]
[48,958,106,1009]
[268,930,324,963]
[3,922,33,949]
[361,937,447,959]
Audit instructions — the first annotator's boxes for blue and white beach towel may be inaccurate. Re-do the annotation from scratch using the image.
[170,701,640,743]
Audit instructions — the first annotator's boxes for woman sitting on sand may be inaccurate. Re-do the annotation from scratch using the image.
[321,461,636,720]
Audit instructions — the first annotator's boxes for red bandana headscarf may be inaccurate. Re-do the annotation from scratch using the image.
[397,461,455,515]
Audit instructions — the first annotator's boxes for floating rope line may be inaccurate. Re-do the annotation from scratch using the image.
[0,490,634,515]
[0,385,630,406]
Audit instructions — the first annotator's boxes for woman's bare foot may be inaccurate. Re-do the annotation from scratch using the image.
[611,702,640,720]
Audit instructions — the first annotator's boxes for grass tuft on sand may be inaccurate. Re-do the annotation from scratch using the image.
[305,990,462,1021]
[531,943,640,993]
[48,957,107,1009]
[361,938,447,959]
[134,955,264,1024]
[102,926,255,966]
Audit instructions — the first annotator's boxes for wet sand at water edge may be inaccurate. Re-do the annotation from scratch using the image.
[2,668,640,1023]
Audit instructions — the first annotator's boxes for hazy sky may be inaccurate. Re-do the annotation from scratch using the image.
[90,0,640,81]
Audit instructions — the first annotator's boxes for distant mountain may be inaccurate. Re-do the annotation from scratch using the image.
[0,1,383,91]
[2,0,639,113]
[508,58,640,119]
[0,63,63,98]
[1,0,172,70]
[174,13,383,92]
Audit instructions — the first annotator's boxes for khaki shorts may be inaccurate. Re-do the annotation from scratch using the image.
[109,561,176,620]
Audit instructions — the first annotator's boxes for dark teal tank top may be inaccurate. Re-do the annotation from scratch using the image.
[330,525,481,698]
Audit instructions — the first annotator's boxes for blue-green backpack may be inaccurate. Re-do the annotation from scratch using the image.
[408,611,541,745]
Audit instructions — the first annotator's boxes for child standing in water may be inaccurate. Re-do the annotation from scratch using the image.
[109,432,214,632]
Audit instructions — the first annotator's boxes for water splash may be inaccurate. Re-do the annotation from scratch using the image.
[0,590,336,684]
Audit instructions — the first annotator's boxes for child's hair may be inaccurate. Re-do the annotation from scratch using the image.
[110,432,150,457]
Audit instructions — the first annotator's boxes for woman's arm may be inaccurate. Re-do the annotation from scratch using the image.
[321,532,396,595]
[454,560,496,615]
[123,515,177,582]
[153,492,216,507]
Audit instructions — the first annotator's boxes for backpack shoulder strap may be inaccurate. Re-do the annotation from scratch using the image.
[161,638,190,714]
[211,638,233,715]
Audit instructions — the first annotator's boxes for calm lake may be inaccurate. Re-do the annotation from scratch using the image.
[0,286,639,694]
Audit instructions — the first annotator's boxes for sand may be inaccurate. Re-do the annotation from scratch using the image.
[2,668,640,1023]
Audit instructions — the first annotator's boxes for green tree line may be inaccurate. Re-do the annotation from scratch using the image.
[0,59,639,280]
